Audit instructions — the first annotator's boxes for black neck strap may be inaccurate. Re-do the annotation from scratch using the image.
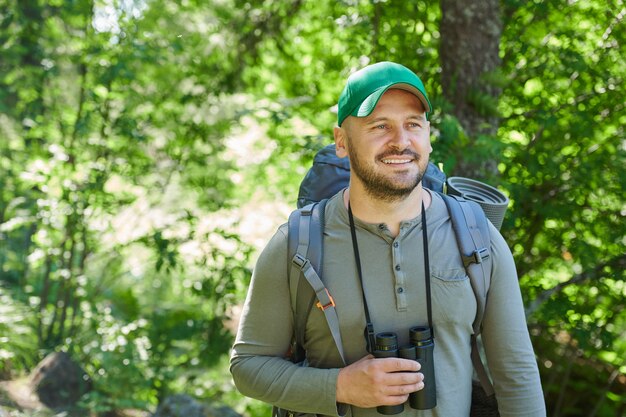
[348,200,433,353]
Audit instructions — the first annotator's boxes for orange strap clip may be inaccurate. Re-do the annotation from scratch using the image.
[316,289,336,311]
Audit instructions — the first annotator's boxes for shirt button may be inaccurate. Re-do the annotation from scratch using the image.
[393,242,399,248]
[397,287,404,293]
[395,265,401,271]
[378,224,386,230]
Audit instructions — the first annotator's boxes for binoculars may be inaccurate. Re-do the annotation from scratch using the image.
[373,326,437,415]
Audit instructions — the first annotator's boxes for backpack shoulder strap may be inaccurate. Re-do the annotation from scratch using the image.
[439,193,495,395]
[440,194,492,331]
[287,199,347,365]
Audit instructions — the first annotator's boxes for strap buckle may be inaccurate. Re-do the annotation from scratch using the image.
[462,247,490,268]
[292,253,308,269]
[316,288,336,311]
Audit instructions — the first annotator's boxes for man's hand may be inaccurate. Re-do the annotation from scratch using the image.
[336,355,424,408]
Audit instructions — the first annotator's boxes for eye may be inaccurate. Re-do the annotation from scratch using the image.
[375,124,387,130]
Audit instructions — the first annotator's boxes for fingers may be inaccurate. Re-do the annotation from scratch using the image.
[386,369,424,386]
[381,369,424,394]
[379,357,422,372]
[369,377,425,407]
[336,355,425,408]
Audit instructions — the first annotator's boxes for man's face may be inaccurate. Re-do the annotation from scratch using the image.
[334,88,432,202]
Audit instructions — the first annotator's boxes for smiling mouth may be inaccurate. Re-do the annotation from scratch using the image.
[379,150,419,165]
[381,158,413,165]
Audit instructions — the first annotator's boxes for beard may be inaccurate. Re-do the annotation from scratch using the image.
[347,138,426,203]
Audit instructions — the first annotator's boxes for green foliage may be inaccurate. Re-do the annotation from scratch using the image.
[0,0,624,416]
[498,1,626,413]
[0,0,254,413]
[0,287,39,376]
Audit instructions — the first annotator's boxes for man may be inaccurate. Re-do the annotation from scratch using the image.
[230,61,546,416]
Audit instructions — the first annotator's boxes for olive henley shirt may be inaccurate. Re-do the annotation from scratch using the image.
[230,190,546,417]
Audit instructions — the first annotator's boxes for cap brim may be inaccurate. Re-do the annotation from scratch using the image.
[350,82,432,119]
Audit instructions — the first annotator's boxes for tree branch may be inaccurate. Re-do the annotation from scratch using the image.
[587,368,621,417]
[526,253,626,317]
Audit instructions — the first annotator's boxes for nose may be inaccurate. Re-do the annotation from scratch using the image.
[388,127,411,151]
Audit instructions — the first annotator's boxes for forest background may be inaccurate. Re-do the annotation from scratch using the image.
[0,0,624,416]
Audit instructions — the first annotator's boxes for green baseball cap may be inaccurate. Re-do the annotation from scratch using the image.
[337,61,431,126]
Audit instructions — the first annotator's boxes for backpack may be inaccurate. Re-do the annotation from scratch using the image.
[279,144,497,416]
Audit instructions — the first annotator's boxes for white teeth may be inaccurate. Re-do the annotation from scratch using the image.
[382,159,411,164]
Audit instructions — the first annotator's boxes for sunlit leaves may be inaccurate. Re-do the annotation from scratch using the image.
[0,287,39,374]
[1,0,625,415]
[0,0,258,412]
[502,2,626,398]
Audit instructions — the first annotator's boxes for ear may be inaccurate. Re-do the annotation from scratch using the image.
[334,126,349,158]
[426,122,433,154]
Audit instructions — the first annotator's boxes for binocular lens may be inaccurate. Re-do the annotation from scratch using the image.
[375,332,399,351]
[409,326,432,345]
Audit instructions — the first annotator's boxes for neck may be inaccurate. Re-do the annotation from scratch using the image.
[344,183,431,237]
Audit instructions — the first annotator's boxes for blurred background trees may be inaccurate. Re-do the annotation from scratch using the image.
[0,0,624,416]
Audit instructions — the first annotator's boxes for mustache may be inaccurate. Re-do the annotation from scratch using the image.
[376,149,420,160]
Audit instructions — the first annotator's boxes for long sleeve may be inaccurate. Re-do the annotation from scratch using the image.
[481,223,546,417]
[229,225,342,416]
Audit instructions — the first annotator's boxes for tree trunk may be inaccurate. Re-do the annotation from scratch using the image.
[439,0,503,178]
